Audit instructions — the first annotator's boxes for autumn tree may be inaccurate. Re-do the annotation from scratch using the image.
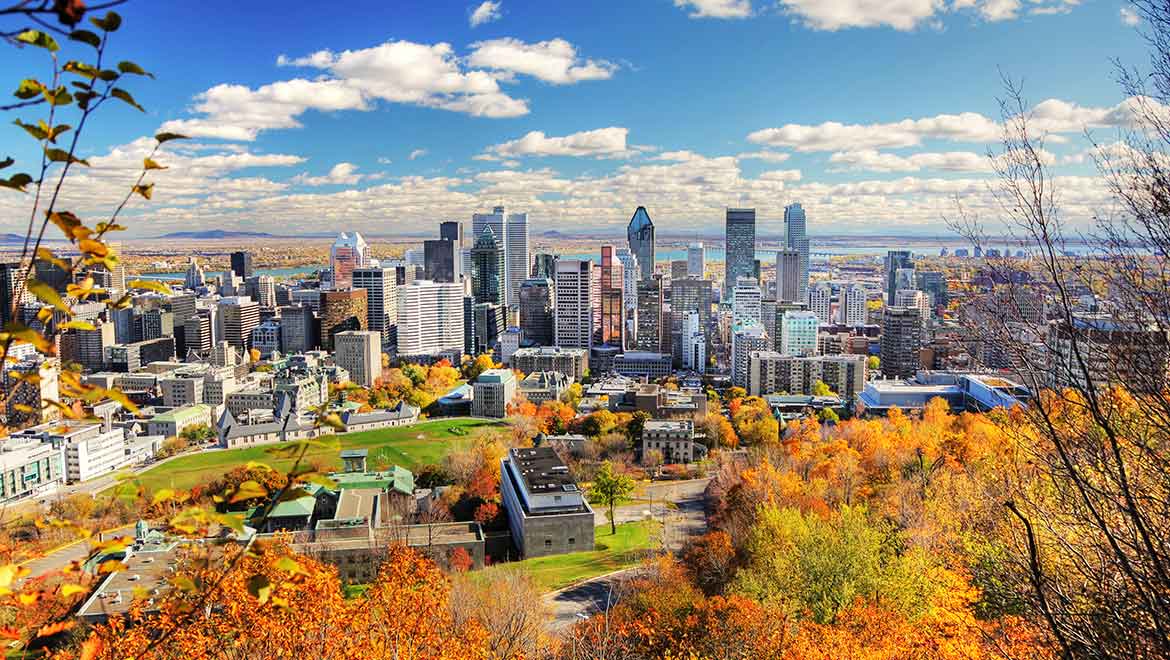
[589,460,634,535]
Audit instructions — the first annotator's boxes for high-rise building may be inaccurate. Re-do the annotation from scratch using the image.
[352,267,396,348]
[424,238,460,283]
[725,208,756,298]
[895,289,931,322]
[183,313,213,357]
[626,206,655,280]
[839,284,867,327]
[596,245,625,349]
[217,297,261,352]
[439,220,464,246]
[881,306,923,378]
[809,282,832,324]
[670,277,713,362]
[732,323,768,388]
[1,262,20,327]
[748,352,867,398]
[687,243,705,278]
[184,257,205,290]
[554,259,594,349]
[532,253,557,279]
[230,251,254,279]
[779,310,820,357]
[334,330,382,388]
[684,311,706,372]
[670,260,689,280]
[331,232,369,289]
[615,248,640,338]
[636,275,665,353]
[473,302,506,355]
[884,250,914,305]
[471,227,506,306]
[505,212,529,308]
[519,278,555,346]
[784,203,810,303]
[34,259,69,293]
[775,249,801,303]
[245,275,276,308]
[319,288,368,351]
[396,280,465,357]
[278,304,315,354]
[732,277,762,327]
[915,270,948,315]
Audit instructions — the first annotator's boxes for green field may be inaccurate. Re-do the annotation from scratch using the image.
[481,520,663,592]
[119,418,503,493]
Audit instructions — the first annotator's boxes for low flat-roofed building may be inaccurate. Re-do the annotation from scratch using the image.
[612,351,672,380]
[857,371,1030,416]
[606,382,708,419]
[13,421,127,483]
[499,446,594,559]
[511,346,588,382]
[0,437,64,503]
[146,404,212,438]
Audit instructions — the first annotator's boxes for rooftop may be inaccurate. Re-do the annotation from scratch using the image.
[508,446,579,495]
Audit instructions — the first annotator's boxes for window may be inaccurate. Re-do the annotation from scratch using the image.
[545,539,552,548]
[568,537,575,545]
[554,495,562,502]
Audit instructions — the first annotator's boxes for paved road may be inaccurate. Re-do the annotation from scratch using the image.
[546,477,711,631]
[18,524,136,581]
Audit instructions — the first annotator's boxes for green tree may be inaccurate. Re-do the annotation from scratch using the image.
[818,407,840,424]
[812,380,834,397]
[866,355,880,371]
[625,410,650,441]
[561,382,583,409]
[589,461,635,535]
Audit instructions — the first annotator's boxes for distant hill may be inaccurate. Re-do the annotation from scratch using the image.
[157,230,276,239]
[0,233,28,244]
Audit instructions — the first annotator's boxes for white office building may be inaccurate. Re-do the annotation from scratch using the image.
[554,259,595,349]
[780,310,820,357]
[473,206,530,308]
[396,280,465,357]
[732,277,762,327]
[895,289,931,323]
[684,311,706,372]
[732,323,769,388]
[839,283,868,327]
[353,267,397,348]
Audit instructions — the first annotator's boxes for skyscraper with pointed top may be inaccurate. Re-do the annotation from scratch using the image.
[626,206,655,280]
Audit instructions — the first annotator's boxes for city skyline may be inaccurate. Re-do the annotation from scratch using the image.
[0,0,1151,238]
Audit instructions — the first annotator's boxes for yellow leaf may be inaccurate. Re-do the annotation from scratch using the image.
[60,320,96,331]
[143,158,166,170]
[133,183,153,199]
[25,279,72,315]
[151,488,174,505]
[126,279,171,295]
[61,583,87,598]
[230,480,268,503]
[18,592,38,606]
[274,556,307,576]
[78,238,108,257]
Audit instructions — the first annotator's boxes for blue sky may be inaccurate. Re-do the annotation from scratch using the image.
[0,0,1153,238]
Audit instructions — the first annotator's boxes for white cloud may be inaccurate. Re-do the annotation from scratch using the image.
[748,97,1159,153]
[409,149,428,160]
[674,0,753,19]
[1121,6,1140,26]
[377,156,393,165]
[736,150,791,162]
[469,1,502,27]
[829,149,993,172]
[482,127,631,159]
[293,162,364,186]
[754,0,1082,30]
[467,38,617,84]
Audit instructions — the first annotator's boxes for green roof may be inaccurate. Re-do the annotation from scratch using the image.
[150,404,211,424]
[330,466,414,496]
[255,483,324,520]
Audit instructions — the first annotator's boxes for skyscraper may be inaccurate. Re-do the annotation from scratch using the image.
[352,267,396,348]
[532,253,557,279]
[596,245,625,349]
[397,280,465,357]
[732,277,762,327]
[216,297,261,352]
[439,220,464,246]
[636,275,665,353]
[626,206,655,280]
[775,249,801,303]
[0,262,19,327]
[725,208,756,297]
[779,310,820,357]
[615,247,639,346]
[554,259,594,349]
[230,251,253,280]
[784,203,810,302]
[809,282,832,324]
[505,212,530,308]
[884,250,914,305]
[519,278,555,346]
[184,257,205,290]
[331,232,369,289]
[881,306,923,378]
[670,277,713,363]
[423,238,460,283]
[839,284,868,327]
[687,242,705,278]
[334,331,382,388]
[471,227,506,306]
[731,324,768,388]
[319,288,368,351]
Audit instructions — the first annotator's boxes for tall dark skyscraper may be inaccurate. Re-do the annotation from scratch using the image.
[230,251,254,279]
[471,227,506,306]
[439,220,463,246]
[725,208,756,296]
[424,238,459,283]
[519,278,554,346]
[531,253,557,279]
[0,262,19,327]
[635,275,664,352]
[626,206,655,280]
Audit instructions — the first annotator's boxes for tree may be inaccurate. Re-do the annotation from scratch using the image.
[561,381,583,409]
[589,460,634,535]
[865,355,880,371]
[451,569,551,659]
[812,380,834,397]
[625,410,650,440]
[464,353,495,380]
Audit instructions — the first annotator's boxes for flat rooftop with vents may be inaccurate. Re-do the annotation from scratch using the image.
[499,446,594,559]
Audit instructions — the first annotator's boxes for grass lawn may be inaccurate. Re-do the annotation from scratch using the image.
[118,418,503,493]
[480,520,662,593]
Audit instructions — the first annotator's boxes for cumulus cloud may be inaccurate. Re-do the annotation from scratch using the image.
[467,38,617,84]
[748,97,1158,153]
[293,162,365,186]
[481,127,631,159]
[674,0,753,19]
[829,149,992,173]
[736,150,791,162]
[1121,6,1140,25]
[469,1,502,27]
[409,149,428,160]
[163,37,617,141]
